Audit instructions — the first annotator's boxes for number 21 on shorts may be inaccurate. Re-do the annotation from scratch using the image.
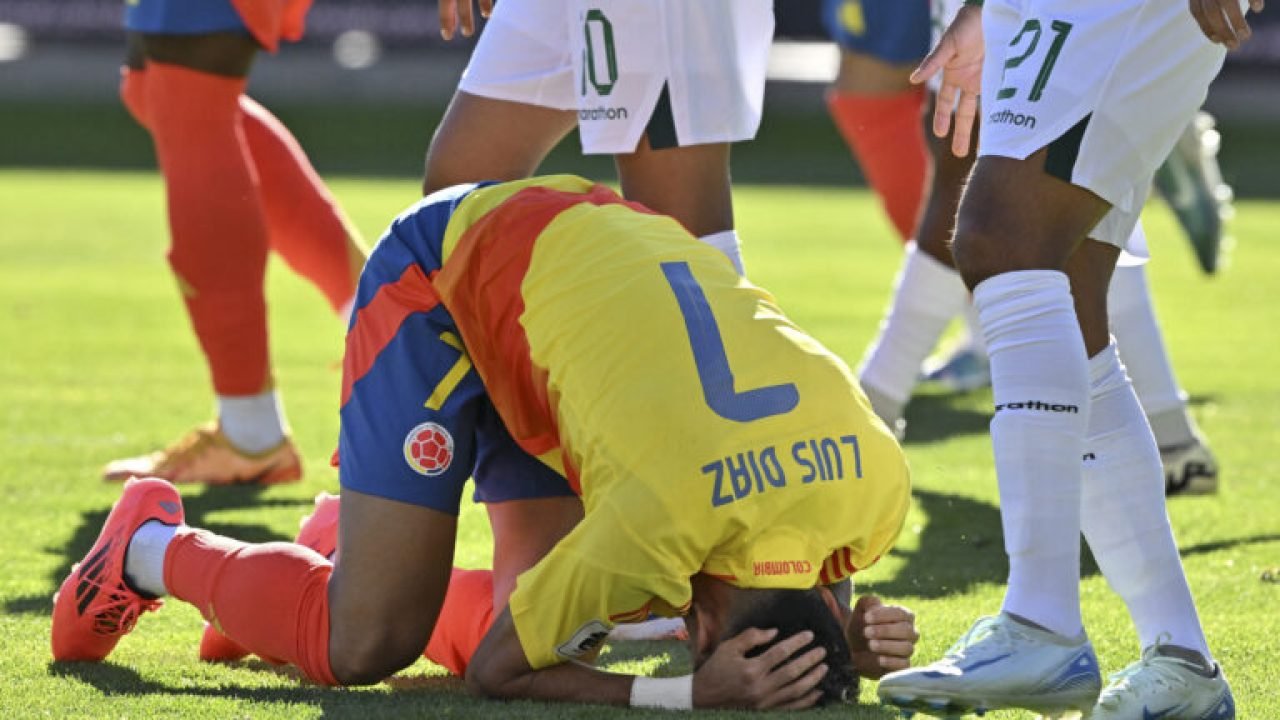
[997,18,1073,102]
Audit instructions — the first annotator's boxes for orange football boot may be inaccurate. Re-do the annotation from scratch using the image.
[51,477,184,661]
[198,492,340,663]
[103,422,302,486]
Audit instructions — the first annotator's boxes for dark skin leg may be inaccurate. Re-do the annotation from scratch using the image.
[831,49,917,95]
[914,93,976,269]
[486,496,583,606]
[124,32,147,70]
[614,138,734,238]
[952,149,1116,354]
[422,91,736,238]
[138,31,259,78]
[327,490,583,684]
[327,489,459,684]
[422,91,577,195]
[917,94,1118,353]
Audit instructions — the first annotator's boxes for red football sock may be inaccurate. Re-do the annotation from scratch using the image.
[240,97,365,314]
[165,529,339,685]
[423,568,495,676]
[146,62,271,396]
[120,66,363,317]
[827,88,930,243]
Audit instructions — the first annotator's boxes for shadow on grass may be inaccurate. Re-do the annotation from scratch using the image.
[47,656,903,719]
[1180,533,1280,558]
[867,487,1280,601]
[900,393,990,446]
[5,485,310,616]
[47,661,476,718]
[863,489,1007,600]
[901,391,1222,447]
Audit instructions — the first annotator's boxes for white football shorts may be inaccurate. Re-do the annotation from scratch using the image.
[977,0,1233,249]
[458,0,774,155]
[932,0,1157,261]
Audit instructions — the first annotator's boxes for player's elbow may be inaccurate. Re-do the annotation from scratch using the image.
[465,654,523,700]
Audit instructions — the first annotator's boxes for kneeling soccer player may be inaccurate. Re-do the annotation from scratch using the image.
[53,175,916,709]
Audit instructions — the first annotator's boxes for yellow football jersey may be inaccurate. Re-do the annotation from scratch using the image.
[433,176,911,669]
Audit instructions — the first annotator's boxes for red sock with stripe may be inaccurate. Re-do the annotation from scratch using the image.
[240,96,365,315]
[121,65,363,319]
[826,87,930,243]
[165,529,339,685]
[146,62,271,396]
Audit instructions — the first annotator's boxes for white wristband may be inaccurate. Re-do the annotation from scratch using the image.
[630,675,694,710]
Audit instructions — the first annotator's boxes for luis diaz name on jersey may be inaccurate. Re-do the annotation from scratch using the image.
[703,434,865,508]
[578,8,629,122]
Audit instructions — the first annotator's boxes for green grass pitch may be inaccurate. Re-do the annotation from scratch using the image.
[1,169,1277,719]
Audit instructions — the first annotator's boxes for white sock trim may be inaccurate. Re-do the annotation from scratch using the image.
[1109,263,1189,420]
[218,390,287,454]
[859,243,968,405]
[698,230,746,276]
[124,519,181,597]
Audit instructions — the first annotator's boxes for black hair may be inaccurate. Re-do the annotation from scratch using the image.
[722,588,858,706]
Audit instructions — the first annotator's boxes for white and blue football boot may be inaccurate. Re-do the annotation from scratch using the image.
[1089,641,1235,720]
[921,345,991,394]
[877,614,1101,718]
[1162,436,1220,496]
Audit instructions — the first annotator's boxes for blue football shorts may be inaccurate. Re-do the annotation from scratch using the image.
[337,186,574,514]
[822,0,932,65]
[124,0,247,35]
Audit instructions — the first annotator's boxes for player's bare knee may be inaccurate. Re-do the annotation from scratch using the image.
[951,216,1014,289]
[329,621,430,685]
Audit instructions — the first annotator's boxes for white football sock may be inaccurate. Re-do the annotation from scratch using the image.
[124,519,181,597]
[1109,263,1198,448]
[698,230,746,276]
[218,390,287,454]
[1079,344,1211,658]
[962,301,987,356]
[976,270,1089,638]
[858,243,969,422]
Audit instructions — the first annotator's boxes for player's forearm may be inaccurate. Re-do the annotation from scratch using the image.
[469,657,636,706]
[467,608,638,706]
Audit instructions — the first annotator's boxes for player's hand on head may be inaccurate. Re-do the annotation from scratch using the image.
[847,595,919,679]
[438,0,494,40]
[692,627,829,710]
[911,5,984,158]
[1190,0,1263,49]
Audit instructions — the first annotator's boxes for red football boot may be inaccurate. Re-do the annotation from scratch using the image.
[51,477,184,661]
